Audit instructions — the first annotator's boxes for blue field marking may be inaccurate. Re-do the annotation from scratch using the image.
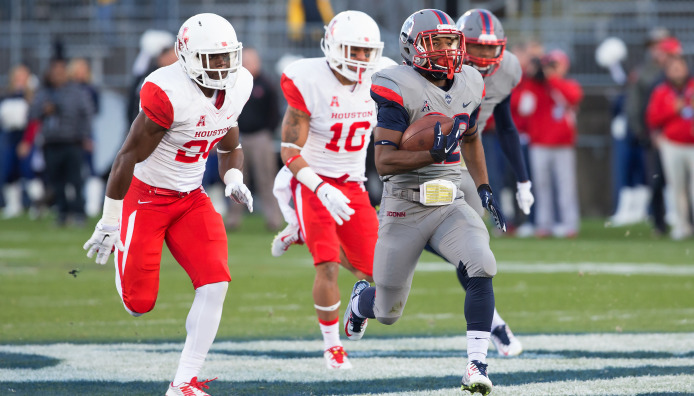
[0,352,59,369]
[1,333,694,395]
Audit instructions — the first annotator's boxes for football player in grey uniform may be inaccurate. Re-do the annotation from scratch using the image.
[427,8,530,358]
[343,9,505,395]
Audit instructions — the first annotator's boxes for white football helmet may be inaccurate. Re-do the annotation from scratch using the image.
[175,13,242,89]
[321,10,383,83]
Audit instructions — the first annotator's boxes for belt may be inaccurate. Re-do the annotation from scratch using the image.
[392,188,420,202]
[146,185,198,197]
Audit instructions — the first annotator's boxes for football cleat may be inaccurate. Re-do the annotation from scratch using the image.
[166,376,217,396]
[461,360,493,395]
[324,345,352,370]
[344,280,370,341]
[271,223,303,257]
[490,324,523,357]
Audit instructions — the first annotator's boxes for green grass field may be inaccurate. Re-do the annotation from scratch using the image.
[1,214,692,344]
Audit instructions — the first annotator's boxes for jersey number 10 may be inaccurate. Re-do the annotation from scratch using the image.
[326,121,371,152]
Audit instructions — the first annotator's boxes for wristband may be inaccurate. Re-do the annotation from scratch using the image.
[296,167,323,192]
[223,168,243,185]
[102,196,123,226]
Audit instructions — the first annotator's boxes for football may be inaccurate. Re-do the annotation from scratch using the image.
[400,115,455,151]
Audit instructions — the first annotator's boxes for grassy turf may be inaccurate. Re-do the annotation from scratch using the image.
[1,215,692,343]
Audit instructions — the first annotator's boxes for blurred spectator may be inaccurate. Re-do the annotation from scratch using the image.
[287,0,334,42]
[595,37,650,227]
[509,38,544,235]
[0,64,38,218]
[224,47,283,231]
[29,59,96,226]
[512,49,584,238]
[646,55,694,240]
[68,58,103,217]
[626,28,681,235]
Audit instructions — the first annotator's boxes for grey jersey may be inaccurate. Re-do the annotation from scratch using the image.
[371,65,485,189]
[476,50,522,133]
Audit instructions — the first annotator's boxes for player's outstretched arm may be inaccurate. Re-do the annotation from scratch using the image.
[84,112,167,264]
[373,127,437,175]
[218,126,253,212]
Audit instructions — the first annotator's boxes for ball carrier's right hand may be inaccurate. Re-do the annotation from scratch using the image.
[83,197,124,265]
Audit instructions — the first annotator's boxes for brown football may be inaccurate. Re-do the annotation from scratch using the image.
[400,115,455,151]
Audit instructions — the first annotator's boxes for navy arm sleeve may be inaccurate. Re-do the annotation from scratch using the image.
[370,90,410,133]
[493,94,530,182]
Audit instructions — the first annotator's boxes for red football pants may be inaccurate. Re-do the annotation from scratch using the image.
[115,177,230,314]
[292,177,377,276]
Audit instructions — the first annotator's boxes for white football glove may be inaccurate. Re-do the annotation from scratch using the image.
[315,183,355,225]
[83,220,124,265]
[516,181,534,215]
[224,168,253,212]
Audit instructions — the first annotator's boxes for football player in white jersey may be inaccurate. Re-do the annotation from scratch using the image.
[83,13,253,396]
[273,10,395,370]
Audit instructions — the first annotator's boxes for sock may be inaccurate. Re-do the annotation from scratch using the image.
[172,282,228,386]
[491,309,505,330]
[319,317,341,350]
[467,330,490,363]
[356,286,376,319]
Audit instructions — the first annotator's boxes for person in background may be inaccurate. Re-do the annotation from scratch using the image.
[646,55,694,240]
[0,64,38,218]
[224,47,282,231]
[68,58,102,217]
[512,49,583,238]
[626,28,682,236]
[29,58,95,226]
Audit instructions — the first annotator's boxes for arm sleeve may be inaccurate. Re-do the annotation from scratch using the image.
[371,84,409,132]
[140,81,174,129]
[493,95,530,182]
[280,73,311,116]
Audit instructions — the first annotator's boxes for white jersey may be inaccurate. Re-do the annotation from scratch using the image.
[281,57,396,182]
[133,62,253,191]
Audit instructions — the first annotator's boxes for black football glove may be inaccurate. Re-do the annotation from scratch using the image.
[478,184,507,232]
[429,119,462,162]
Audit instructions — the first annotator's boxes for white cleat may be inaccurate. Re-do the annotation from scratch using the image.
[166,377,216,396]
[461,360,493,395]
[344,280,370,341]
[271,223,303,257]
[490,324,523,357]
[324,345,352,369]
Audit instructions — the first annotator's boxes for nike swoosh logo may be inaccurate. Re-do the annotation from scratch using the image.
[445,145,454,154]
[227,113,235,119]
[462,101,472,108]
[138,200,152,204]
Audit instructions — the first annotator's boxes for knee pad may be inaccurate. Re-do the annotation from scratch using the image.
[123,298,154,317]
[196,281,229,303]
[465,248,497,278]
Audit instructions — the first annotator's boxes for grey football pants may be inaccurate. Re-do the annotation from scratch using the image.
[373,184,497,325]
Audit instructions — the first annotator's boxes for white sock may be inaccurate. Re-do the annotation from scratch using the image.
[319,318,342,350]
[172,282,228,386]
[491,309,505,330]
[467,330,490,363]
